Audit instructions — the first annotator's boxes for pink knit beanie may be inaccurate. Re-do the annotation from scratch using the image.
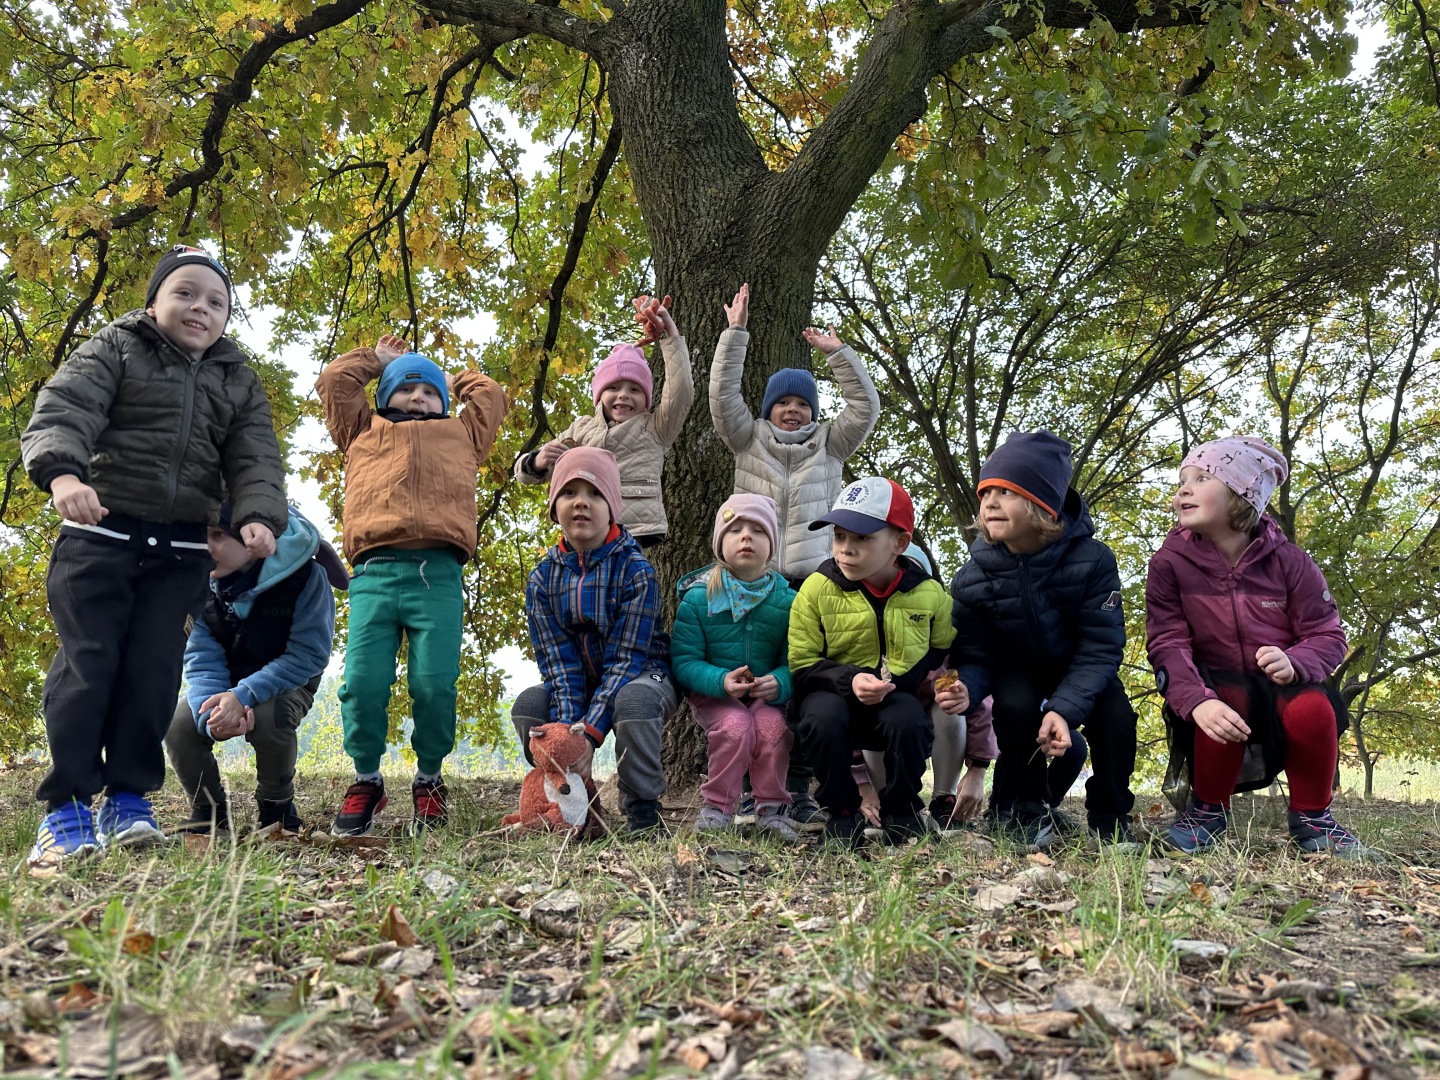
[1180,436,1289,515]
[591,344,653,411]
[712,494,779,563]
[548,447,624,525]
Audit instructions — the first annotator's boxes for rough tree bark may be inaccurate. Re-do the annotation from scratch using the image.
[425,0,1214,781]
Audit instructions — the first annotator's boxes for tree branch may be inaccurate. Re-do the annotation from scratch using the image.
[80,0,377,240]
[420,0,615,60]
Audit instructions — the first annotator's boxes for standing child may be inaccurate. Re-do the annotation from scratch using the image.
[1146,437,1369,858]
[710,283,881,824]
[671,495,799,843]
[512,448,678,834]
[943,432,1138,850]
[20,244,287,864]
[515,297,693,546]
[165,504,348,835]
[316,333,507,836]
[789,478,955,846]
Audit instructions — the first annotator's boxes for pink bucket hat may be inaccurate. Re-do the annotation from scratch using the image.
[712,494,779,563]
[1181,436,1289,515]
[591,344,653,411]
[548,447,624,525]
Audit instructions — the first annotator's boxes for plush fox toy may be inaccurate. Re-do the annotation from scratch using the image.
[502,722,604,837]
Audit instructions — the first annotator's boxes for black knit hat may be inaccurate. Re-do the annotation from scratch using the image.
[977,431,1073,519]
[145,244,233,308]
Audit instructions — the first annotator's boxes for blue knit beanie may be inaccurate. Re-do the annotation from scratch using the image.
[976,431,1073,519]
[762,368,818,421]
[376,353,450,414]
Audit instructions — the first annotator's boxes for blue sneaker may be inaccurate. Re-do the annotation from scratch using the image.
[96,792,164,849]
[28,801,100,867]
[1164,798,1229,854]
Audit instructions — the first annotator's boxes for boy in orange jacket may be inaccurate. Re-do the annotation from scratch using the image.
[317,333,506,836]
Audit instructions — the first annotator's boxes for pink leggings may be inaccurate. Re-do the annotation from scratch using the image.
[690,693,792,814]
[1192,685,1338,812]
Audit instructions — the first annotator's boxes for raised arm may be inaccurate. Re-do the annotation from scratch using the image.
[819,339,880,461]
[454,369,509,466]
[710,285,758,454]
[315,346,383,453]
[648,334,694,449]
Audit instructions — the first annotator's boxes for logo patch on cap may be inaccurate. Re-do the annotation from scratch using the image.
[721,508,735,522]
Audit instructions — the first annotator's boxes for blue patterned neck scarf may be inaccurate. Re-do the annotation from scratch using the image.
[708,567,776,622]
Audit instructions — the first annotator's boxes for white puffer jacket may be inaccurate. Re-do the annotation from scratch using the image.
[515,335,693,540]
[710,328,879,579]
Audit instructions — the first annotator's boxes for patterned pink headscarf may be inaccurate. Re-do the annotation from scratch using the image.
[1180,437,1289,515]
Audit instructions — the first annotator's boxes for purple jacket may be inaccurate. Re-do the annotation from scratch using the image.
[1145,517,1347,721]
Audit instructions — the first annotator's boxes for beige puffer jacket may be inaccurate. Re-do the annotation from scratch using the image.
[710,328,879,579]
[515,336,693,539]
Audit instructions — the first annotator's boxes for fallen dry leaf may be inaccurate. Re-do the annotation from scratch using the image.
[694,998,764,1028]
[56,982,103,1013]
[335,942,400,966]
[381,905,420,948]
[973,884,1022,911]
[121,932,157,956]
[933,1018,1014,1064]
[1189,881,1214,905]
[674,843,700,867]
[1026,852,1054,867]
[1117,1040,1177,1071]
[973,1010,1081,1037]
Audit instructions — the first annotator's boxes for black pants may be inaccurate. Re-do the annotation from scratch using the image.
[797,690,933,817]
[38,532,211,810]
[991,667,1136,829]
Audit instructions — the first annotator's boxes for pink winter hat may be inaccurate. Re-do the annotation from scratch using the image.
[548,447,624,526]
[712,494,779,563]
[591,344,653,411]
[1181,436,1289,515]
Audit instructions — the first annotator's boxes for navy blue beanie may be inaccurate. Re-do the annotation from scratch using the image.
[762,368,818,421]
[376,353,450,414]
[977,431,1073,519]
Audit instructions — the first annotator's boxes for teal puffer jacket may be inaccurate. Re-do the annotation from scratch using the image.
[671,566,795,703]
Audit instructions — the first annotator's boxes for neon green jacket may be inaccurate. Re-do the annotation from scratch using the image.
[788,557,955,702]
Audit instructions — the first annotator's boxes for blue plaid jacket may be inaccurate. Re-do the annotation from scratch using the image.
[526,526,671,743]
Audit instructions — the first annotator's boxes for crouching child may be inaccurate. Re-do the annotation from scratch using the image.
[789,478,955,847]
[512,448,678,835]
[166,505,348,834]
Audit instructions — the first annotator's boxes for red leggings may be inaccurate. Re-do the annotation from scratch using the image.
[1191,685,1337,812]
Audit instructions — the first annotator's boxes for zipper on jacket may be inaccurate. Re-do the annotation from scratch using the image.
[574,547,600,681]
[1019,559,1041,643]
[161,352,202,520]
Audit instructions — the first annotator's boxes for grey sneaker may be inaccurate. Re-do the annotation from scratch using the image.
[695,804,732,833]
[754,805,802,844]
[788,791,828,831]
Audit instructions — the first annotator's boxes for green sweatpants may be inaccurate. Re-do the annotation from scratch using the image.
[338,548,464,775]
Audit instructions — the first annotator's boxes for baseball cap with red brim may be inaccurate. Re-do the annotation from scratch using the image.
[808,477,915,535]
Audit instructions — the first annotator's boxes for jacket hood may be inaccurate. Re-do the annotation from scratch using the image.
[817,553,931,592]
[120,309,247,365]
[969,486,1093,571]
[1159,514,1286,571]
[212,507,348,609]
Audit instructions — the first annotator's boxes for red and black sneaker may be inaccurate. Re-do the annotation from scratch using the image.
[409,778,449,836]
[331,779,387,837]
